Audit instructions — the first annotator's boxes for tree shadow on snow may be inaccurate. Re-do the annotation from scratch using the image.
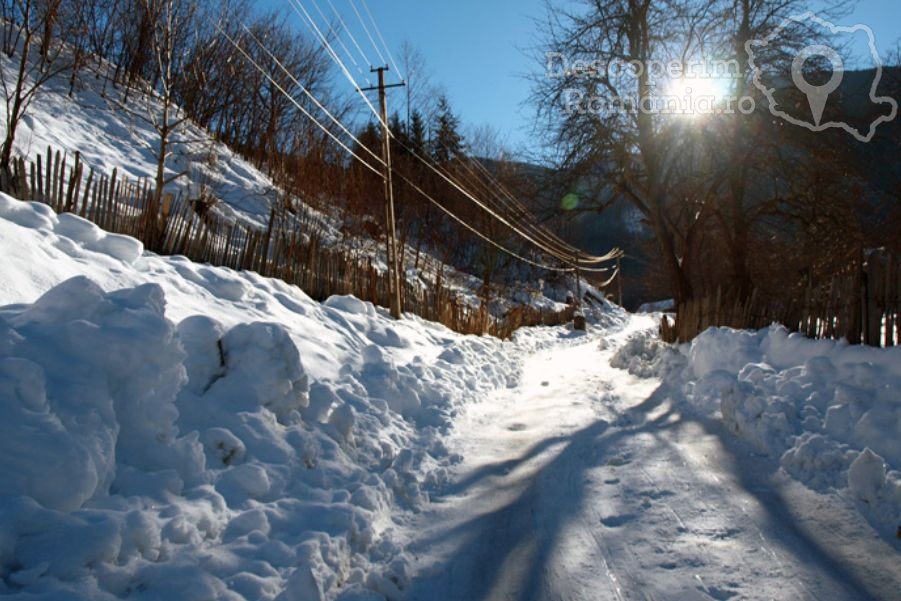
[404,386,682,601]
[403,382,886,601]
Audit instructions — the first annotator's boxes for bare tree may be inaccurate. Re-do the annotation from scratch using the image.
[0,0,73,182]
[531,0,850,306]
[399,39,437,126]
[106,0,196,222]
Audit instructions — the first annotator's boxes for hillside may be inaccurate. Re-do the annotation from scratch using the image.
[1,49,591,323]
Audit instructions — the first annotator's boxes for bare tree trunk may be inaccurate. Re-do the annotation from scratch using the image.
[1,27,33,174]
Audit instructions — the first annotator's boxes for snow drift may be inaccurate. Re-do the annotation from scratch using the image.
[0,195,524,600]
[613,324,901,541]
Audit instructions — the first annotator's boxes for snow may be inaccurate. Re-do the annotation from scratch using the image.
[396,318,901,600]
[0,195,524,599]
[848,448,888,505]
[637,298,674,313]
[668,325,901,538]
[406,322,901,601]
[2,192,900,599]
[7,51,287,231]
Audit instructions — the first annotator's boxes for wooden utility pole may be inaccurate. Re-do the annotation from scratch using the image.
[572,256,582,307]
[361,66,405,319]
[572,257,588,330]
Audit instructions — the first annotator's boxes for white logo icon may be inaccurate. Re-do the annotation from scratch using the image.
[747,12,898,142]
[791,45,844,126]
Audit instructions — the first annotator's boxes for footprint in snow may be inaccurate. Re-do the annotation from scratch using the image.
[600,514,636,528]
[641,489,676,501]
[507,423,528,432]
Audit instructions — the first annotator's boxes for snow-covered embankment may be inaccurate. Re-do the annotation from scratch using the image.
[0,194,521,600]
[615,325,901,542]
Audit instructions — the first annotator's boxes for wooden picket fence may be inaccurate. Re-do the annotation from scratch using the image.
[0,146,578,338]
[661,249,901,347]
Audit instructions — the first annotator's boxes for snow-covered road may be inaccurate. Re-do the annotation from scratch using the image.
[401,318,901,601]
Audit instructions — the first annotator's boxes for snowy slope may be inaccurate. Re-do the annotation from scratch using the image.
[4,52,582,315]
[0,194,531,600]
[6,54,289,231]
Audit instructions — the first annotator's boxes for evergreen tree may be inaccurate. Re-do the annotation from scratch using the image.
[389,112,406,142]
[389,111,409,157]
[409,110,427,154]
[431,95,463,164]
[355,121,382,170]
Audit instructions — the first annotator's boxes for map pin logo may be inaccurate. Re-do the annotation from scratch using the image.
[792,45,844,126]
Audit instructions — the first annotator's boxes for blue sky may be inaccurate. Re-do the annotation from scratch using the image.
[281,1,901,154]
[354,0,553,153]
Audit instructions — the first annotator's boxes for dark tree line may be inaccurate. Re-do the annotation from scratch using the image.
[345,93,551,301]
[305,83,589,301]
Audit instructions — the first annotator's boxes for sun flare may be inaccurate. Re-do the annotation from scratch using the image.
[665,76,734,116]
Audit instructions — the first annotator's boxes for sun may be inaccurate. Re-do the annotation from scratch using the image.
[684,77,731,100]
[665,76,734,117]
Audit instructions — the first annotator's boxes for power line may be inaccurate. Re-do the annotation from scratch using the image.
[449,151,607,265]
[391,134,622,265]
[465,154,605,260]
[216,20,584,275]
[290,17,620,266]
[290,0,622,268]
[324,0,370,68]
[421,145,606,267]
[215,21,382,177]
[228,4,622,277]
[307,0,369,83]
[286,0,383,122]
[393,169,582,273]
[358,0,404,79]
[237,23,384,168]
[347,0,386,67]
[291,0,612,262]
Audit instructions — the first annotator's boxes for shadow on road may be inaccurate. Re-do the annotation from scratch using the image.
[403,380,883,601]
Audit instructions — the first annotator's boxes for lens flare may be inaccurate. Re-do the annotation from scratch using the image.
[561,193,580,211]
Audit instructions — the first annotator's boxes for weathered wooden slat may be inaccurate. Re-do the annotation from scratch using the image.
[65,152,82,213]
[55,151,65,213]
[80,168,94,218]
[44,146,52,204]
[35,154,44,202]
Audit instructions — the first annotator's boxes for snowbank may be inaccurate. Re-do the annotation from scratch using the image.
[0,197,525,600]
[612,324,901,540]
